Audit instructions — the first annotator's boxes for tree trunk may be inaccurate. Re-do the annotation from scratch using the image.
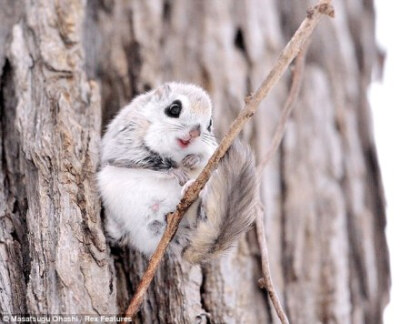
[0,0,389,323]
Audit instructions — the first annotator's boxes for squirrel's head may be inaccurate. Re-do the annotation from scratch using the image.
[141,82,215,162]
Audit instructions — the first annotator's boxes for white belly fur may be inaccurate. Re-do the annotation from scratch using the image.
[97,165,183,255]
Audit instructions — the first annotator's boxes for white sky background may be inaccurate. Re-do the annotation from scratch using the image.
[369,2,400,323]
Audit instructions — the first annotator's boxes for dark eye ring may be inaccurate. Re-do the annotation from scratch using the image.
[165,100,182,118]
[207,119,213,132]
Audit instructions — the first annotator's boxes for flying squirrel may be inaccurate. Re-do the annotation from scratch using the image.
[97,82,257,263]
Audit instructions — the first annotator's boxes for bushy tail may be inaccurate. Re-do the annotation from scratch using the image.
[183,140,257,263]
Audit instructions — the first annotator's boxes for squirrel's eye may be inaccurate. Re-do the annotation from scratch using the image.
[165,100,182,118]
[207,119,213,132]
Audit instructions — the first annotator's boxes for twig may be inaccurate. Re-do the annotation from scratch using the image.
[256,204,289,324]
[255,44,309,324]
[256,42,309,178]
[125,0,334,318]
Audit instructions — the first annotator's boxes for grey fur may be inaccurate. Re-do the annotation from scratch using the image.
[183,140,257,264]
[104,146,177,171]
[148,220,165,236]
[100,87,170,171]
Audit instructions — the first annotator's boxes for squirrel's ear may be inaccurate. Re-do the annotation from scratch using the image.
[154,83,171,100]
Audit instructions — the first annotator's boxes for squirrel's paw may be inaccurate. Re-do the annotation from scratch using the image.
[167,168,189,186]
[181,179,195,196]
[182,154,202,170]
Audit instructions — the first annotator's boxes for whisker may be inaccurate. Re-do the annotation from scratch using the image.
[201,138,216,146]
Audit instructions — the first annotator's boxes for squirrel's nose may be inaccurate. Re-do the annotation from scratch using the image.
[189,124,201,139]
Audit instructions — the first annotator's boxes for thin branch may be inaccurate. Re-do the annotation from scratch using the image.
[256,42,309,178]
[256,205,288,324]
[125,0,334,318]
[255,44,309,324]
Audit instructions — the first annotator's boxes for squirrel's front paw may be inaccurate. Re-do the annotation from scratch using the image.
[181,179,195,196]
[167,168,189,186]
[182,154,202,170]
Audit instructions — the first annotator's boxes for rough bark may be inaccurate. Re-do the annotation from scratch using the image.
[0,0,389,324]
[0,0,116,315]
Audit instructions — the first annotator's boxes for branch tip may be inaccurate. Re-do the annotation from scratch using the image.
[307,3,335,19]
[319,4,335,17]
